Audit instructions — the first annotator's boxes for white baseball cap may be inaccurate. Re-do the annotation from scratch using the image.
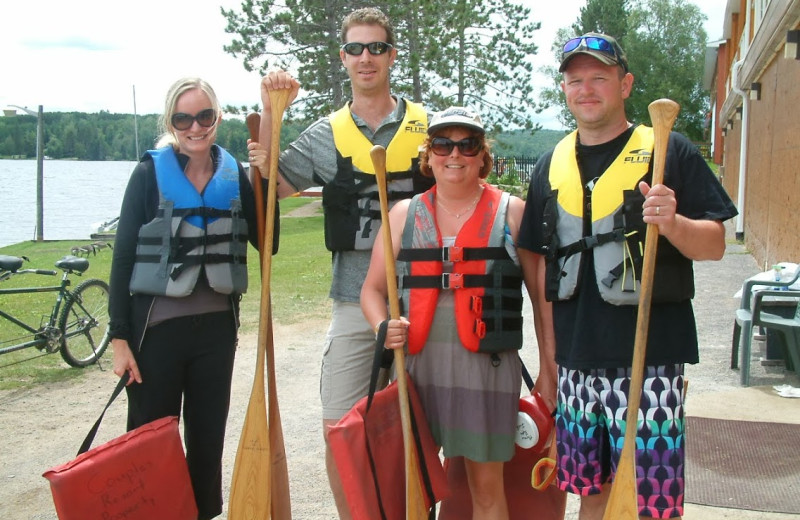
[428,106,485,135]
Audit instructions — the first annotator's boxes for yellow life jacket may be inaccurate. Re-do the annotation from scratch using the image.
[330,100,427,173]
[546,126,653,304]
[543,125,694,305]
[323,100,431,251]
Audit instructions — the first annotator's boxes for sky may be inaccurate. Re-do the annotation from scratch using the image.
[2,0,728,130]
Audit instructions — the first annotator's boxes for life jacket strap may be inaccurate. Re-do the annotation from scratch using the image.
[474,294,524,312]
[481,316,523,333]
[400,273,522,290]
[155,207,233,219]
[167,253,248,280]
[398,246,511,263]
[556,228,626,259]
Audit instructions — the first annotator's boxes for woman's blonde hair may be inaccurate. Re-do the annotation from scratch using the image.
[155,77,221,150]
[419,130,494,179]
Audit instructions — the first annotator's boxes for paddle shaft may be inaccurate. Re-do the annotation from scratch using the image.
[245,111,292,519]
[602,99,680,520]
[246,113,266,256]
[371,145,429,519]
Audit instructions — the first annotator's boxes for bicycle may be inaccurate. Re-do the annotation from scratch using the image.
[0,254,111,367]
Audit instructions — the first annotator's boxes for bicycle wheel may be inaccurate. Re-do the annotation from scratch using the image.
[59,278,111,367]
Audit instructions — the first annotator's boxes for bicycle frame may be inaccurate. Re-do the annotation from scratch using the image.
[0,270,69,355]
[1,254,111,367]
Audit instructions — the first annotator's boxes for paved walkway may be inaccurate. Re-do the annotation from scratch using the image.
[664,224,800,519]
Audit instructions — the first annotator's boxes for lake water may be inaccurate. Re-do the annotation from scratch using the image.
[0,159,136,247]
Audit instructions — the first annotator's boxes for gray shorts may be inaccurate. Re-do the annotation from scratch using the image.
[320,301,388,420]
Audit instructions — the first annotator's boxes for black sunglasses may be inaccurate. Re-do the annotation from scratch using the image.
[171,108,217,131]
[341,41,393,56]
[430,137,482,157]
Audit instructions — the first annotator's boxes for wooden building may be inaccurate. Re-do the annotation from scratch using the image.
[704,0,800,267]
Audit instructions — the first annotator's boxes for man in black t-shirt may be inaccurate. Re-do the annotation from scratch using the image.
[518,33,737,520]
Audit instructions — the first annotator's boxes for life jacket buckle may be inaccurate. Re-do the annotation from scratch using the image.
[474,319,486,339]
[442,272,463,289]
[470,295,483,314]
[579,235,599,250]
[444,246,464,262]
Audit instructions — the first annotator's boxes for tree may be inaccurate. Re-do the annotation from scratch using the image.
[426,0,542,131]
[626,0,708,140]
[574,0,630,40]
[221,0,371,120]
[221,0,542,130]
[538,0,709,141]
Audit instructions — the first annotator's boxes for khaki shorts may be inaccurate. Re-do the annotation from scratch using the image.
[320,301,389,420]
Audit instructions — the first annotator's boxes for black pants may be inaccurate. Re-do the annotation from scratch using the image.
[126,311,237,520]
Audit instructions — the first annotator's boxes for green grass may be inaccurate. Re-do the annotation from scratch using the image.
[0,240,114,388]
[0,199,330,389]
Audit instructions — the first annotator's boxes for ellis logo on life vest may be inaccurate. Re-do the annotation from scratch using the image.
[624,148,652,164]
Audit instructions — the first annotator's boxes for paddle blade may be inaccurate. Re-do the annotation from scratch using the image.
[228,359,271,519]
[602,446,639,520]
[265,312,292,519]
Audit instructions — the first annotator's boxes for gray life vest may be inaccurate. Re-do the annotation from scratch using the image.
[129,145,248,297]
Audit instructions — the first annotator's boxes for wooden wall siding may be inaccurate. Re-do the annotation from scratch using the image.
[763,54,800,264]
[726,48,800,268]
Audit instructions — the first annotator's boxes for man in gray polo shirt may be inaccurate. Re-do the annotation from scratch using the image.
[248,7,431,517]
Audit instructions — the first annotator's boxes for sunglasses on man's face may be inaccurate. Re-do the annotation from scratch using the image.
[430,137,483,157]
[171,108,217,131]
[341,41,393,56]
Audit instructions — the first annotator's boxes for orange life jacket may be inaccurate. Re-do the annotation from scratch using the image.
[398,184,523,354]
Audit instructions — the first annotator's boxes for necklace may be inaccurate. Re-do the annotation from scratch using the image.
[436,188,483,219]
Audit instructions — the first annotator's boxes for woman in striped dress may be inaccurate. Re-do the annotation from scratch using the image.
[361,106,526,519]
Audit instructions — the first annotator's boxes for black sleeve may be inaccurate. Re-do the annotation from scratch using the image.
[665,132,738,222]
[108,160,156,341]
[517,152,554,254]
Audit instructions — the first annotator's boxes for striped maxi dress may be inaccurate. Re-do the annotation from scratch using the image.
[405,236,522,463]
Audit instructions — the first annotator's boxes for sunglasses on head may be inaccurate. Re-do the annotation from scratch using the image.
[562,35,627,71]
[171,108,217,131]
[430,136,482,157]
[341,41,393,56]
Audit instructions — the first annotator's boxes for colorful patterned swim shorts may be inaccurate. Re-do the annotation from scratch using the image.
[555,364,685,519]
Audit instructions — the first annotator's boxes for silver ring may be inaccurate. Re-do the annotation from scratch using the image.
[656,206,660,216]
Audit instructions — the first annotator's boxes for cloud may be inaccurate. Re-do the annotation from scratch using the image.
[21,36,118,52]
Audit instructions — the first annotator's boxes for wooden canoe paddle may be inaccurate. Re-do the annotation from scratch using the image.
[244,111,293,519]
[602,98,680,520]
[246,113,266,253]
[229,90,292,520]
[370,145,429,519]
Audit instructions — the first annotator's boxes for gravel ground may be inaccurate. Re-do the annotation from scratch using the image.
[2,221,798,519]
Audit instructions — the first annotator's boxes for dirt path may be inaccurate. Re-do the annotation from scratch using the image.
[0,319,338,520]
